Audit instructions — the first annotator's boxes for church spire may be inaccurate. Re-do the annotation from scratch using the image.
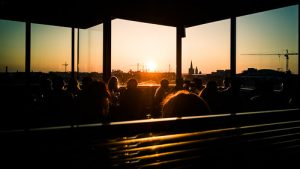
[189,60,195,75]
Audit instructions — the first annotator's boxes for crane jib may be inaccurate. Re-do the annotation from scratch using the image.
[240,50,298,72]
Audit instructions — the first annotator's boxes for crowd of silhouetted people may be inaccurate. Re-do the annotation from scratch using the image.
[0,72,299,129]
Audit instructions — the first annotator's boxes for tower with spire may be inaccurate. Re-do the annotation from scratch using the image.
[188,61,194,75]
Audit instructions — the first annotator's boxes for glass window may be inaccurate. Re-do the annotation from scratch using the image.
[112,19,176,86]
[183,19,230,86]
[31,23,71,74]
[77,24,103,81]
[0,19,26,129]
[0,19,25,72]
[237,5,299,111]
[237,5,298,78]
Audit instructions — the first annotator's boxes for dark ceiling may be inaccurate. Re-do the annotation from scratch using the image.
[0,0,298,28]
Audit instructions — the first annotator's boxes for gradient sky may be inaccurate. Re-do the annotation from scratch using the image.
[31,24,71,72]
[0,20,25,72]
[237,5,298,74]
[0,5,298,74]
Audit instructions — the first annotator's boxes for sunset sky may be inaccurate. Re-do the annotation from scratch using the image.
[0,5,298,74]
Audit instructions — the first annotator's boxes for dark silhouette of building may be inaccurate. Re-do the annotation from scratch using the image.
[189,61,201,75]
[189,61,194,75]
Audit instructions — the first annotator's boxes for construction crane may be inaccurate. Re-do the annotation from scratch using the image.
[241,49,298,72]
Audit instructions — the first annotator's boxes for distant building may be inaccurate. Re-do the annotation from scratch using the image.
[188,60,202,75]
[242,68,258,76]
[241,68,285,77]
[189,61,194,75]
[211,69,230,77]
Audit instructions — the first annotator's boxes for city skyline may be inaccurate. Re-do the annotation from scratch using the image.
[0,5,298,74]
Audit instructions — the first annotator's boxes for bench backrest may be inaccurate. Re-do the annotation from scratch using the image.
[1,108,299,168]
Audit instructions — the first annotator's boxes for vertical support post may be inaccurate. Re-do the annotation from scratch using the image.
[230,17,236,78]
[71,27,75,79]
[230,17,238,115]
[25,22,31,83]
[103,18,111,82]
[176,26,184,88]
[77,28,80,79]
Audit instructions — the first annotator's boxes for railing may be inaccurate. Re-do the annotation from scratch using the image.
[1,108,299,168]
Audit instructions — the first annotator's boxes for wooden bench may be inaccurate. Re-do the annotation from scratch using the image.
[1,108,299,168]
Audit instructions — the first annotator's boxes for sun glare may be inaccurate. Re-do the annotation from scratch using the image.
[146,61,157,72]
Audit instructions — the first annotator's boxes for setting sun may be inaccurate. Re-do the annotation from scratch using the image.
[146,61,157,72]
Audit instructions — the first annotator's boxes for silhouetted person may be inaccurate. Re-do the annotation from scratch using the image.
[77,76,92,122]
[183,79,192,91]
[221,77,246,113]
[119,78,145,121]
[162,90,211,118]
[108,76,119,93]
[81,76,93,91]
[108,76,121,119]
[28,77,53,127]
[288,90,299,108]
[38,78,52,103]
[191,78,204,95]
[175,77,184,91]
[108,76,120,106]
[249,79,284,111]
[47,76,74,126]
[77,80,110,124]
[199,80,223,114]
[279,72,299,108]
[153,79,171,118]
[219,77,230,91]
[66,78,81,99]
